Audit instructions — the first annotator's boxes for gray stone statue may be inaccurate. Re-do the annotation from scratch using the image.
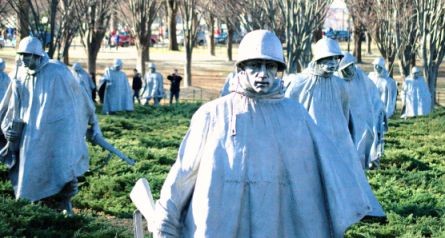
[401,66,431,118]
[0,58,11,101]
[72,62,96,102]
[153,30,380,238]
[336,52,386,169]
[285,37,385,218]
[99,59,134,114]
[142,63,164,107]
[0,36,102,215]
[368,57,398,118]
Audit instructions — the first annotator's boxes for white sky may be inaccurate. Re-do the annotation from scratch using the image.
[331,0,347,9]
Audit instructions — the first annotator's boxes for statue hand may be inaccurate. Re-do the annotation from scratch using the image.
[5,127,20,142]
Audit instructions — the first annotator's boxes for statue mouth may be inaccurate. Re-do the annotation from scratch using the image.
[254,82,269,88]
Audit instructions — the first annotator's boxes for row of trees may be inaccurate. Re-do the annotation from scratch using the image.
[0,0,333,87]
[346,0,445,107]
[0,0,444,107]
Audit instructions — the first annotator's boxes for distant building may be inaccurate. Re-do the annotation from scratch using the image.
[323,0,351,31]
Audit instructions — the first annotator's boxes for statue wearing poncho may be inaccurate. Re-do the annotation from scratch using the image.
[401,66,432,118]
[0,58,11,101]
[0,37,100,213]
[368,57,398,118]
[336,52,386,169]
[100,58,134,114]
[285,38,385,220]
[154,30,380,238]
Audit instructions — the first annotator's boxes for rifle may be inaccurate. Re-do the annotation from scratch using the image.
[88,130,136,166]
[0,56,25,168]
[130,178,156,233]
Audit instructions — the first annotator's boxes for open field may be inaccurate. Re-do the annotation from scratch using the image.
[0,41,444,237]
[0,41,444,104]
[0,104,444,237]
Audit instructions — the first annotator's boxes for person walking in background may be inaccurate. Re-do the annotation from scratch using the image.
[167,68,182,105]
[114,33,119,51]
[132,68,142,104]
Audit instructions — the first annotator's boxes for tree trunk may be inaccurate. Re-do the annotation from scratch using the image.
[17,0,29,43]
[353,30,362,63]
[167,0,179,51]
[137,44,149,76]
[87,47,98,76]
[62,41,70,64]
[184,45,192,87]
[366,31,372,54]
[313,27,323,42]
[227,24,234,61]
[208,16,215,56]
[427,65,438,108]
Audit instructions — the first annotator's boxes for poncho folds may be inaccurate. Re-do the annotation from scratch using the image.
[143,72,164,99]
[285,62,384,218]
[368,70,397,118]
[155,74,377,238]
[100,67,134,114]
[0,56,95,201]
[72,67,96,100]
[336,65,385,169]
[0,70,10,101]
[401,76,431,118]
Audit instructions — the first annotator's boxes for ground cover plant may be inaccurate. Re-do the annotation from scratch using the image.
[0,103,444,237]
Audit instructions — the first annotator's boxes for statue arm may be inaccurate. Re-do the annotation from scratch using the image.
[154,108,211,236]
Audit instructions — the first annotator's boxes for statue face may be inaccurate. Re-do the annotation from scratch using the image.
[20,53,41,70]
[341,64,355,79]
[317,56,340,74]
[374,64,384,74]
[413,72,421,79]
[242,59,278,94]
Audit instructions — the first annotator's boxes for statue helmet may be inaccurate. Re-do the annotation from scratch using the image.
[236,30,286,71]
[148,63,156,69]
[114,58,123,67]
[73,62,82,71]
[372,57,385,68]
[17,36,45,57]
[0,58,5,72]
[411,66,420,74]
[312,37,343,62]
[338,51,356,70]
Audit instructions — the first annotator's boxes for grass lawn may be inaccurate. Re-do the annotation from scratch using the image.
[0,103,444,237]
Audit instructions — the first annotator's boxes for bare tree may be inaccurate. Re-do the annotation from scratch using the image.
[166,0,179,51]
[278,0,332,73]
[345,0,374,63]
[57,0,84,64]
[178,0,207,87]
[393,2,418,77]
[77,0,116,77]
[200,8,215,56]
[119,0,159,75]
[415,0,445,108]
[210,0,242,61]
[7,0,60,57]
[237,0,283,32]
[370,0,419,77]
[370,0,398,76]
[0,0,12,28]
